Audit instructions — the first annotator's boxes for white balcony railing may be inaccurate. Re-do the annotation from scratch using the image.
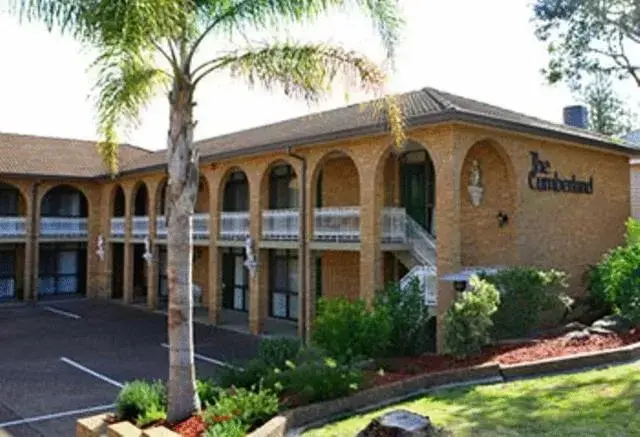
[40,217,88,238]
[110,217,126,238]
[156,216,167,239]
[132,216,150,239]
[313,207,360,242]
[262,209,300,240]
[381,207,407,243]
[193,213,209,240]
[0,217,26,238]
[220,211,250,240]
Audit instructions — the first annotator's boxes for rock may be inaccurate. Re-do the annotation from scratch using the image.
[356,409,448,437]
[563,329,591,343]
[587,326,616,336]
[592,315,633,334]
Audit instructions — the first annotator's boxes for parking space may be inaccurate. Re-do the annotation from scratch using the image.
[0,299,260,436]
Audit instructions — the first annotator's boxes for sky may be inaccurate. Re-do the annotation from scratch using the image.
[0,0,638,151]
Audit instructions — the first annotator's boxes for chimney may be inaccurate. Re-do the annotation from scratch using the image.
[563,105,589,129]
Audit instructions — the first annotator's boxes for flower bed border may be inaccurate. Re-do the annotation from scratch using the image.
[75,341,640,437]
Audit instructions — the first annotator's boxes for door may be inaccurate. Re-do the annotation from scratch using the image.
[401,162,427,229]
[222,249,248,311]
[0,250,15,300]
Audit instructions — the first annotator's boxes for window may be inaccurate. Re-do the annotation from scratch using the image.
[42,187,84,217]
[270,165,298,209]
[0,250,15,299]
[223,172,249,211]
[0,187,19,216]
[38,244,85,295]
[269,249,298,320]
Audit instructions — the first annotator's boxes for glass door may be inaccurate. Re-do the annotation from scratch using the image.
[222,248,248,311]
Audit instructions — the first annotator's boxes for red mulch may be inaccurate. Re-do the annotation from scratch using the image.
[168,415,207,437]
[370,328,640,383]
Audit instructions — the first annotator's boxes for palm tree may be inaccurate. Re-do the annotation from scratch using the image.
[11,0,406,422]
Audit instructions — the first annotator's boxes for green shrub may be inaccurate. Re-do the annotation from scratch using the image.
[115,380,166,423]
[444,276,500,358]
[267,357,363,405]
[588,243,640,323]
[217,358,270,390]
[203,386,279,431]
[257,337,301,368]
[625,217,640,245]
[136,407,165,428]
[203,419,246,437]
[374,278,436,356]
[481,267,570,339]
[312,297,391,363]
[197,379,221,408]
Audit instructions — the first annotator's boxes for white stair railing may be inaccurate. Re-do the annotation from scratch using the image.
[0,217,26,238]
[406,215,437,267]
[400,265,438,307]
[262,209,300,240]
[381,207,407,243]
[220,211,250,240]
[313,207,360,241]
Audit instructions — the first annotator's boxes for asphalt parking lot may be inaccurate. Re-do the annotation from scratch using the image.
[0,299,260,437]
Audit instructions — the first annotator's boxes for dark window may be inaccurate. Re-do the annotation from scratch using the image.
[0,186,19,216]
[269,165,298,209]
[223,172,249,211]
[41,187,87,217]
[38,243,86,296]
[269,249,298,320]
[0,250,16,300]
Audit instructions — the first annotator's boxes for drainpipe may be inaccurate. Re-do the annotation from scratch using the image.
[286,147,308,344]
[30,180,40,304]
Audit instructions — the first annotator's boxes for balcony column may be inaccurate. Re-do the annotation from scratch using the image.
[123,185,134,304]
[147,181,159,310]
[99,185,114,299]
[249,169,268,335]
[204,170,222,325]
[86,186,103,298]
[23,183,37,301]
[359,160,384,305]
[432,130,463,353]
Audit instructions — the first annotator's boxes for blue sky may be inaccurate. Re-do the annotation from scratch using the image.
[0,0,637,151]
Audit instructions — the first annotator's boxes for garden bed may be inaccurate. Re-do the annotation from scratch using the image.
[371,327,640,380]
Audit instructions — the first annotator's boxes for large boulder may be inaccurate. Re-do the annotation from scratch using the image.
[591,315,633,334]
[357,410,449,437]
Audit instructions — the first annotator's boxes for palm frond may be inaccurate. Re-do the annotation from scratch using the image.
[92,49,170,174]
[189,0,403,65]
[202,42,405,147]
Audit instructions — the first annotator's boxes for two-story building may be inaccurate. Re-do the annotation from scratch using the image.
[1,87,637,350]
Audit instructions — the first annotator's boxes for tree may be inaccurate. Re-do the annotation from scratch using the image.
[11,0,406,423]
[532,0,640,90]
[579,73,637,136]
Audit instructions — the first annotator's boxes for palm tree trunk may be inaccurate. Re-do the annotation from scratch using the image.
[165,75,201,423]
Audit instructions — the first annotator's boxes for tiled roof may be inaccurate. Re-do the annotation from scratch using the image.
[120,86,639,173]
[0,132,151,178]
[3,86,639,178]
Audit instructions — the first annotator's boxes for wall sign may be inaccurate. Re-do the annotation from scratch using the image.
[528,151,593,194]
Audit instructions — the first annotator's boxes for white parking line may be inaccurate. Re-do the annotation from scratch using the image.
[43,306,81,319]
[0,403,115,428]
[160,343,243,371]
[60,357,124,388]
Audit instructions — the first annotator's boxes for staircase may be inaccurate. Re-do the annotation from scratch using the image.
[393,214,438,307]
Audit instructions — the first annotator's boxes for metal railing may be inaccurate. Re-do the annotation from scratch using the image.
[132,216,149,239]
[406,215,437,267]
[193,213,209,240]
[0,217,26,238]
[40,217,88,238]
[400,265,438,307]
[262,209,300,240]
[156,216,167,240]
[313,207,360,242]
[220,211,250,240]
[110,217,125,238]
[381,207,407,243]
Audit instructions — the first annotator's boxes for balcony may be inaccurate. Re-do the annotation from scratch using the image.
[132,216,149,239]
[40,217,88,238]
[262,209,300,240]
[193,213,209,240]
[381,207,408,243]
[220,212,250,240]
[156,216,167,240]
[313,207,360,242]
[0,217,27,239]
[110,217,125,238]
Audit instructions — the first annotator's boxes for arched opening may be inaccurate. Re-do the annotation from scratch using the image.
[0,182,27,301]
[310,151,361,304]
[192,176,210,307]
[156,178,169,303]
[132,182,149,216]
[110,184,126,300]
[38,185,88,297]
[219,169,250,313]
[131,182,150,303]
[459,139,516,266]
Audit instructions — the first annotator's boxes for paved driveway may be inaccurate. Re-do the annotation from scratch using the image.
[0,299,260,436]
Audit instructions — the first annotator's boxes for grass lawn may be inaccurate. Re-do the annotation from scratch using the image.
[303,363,640,437]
